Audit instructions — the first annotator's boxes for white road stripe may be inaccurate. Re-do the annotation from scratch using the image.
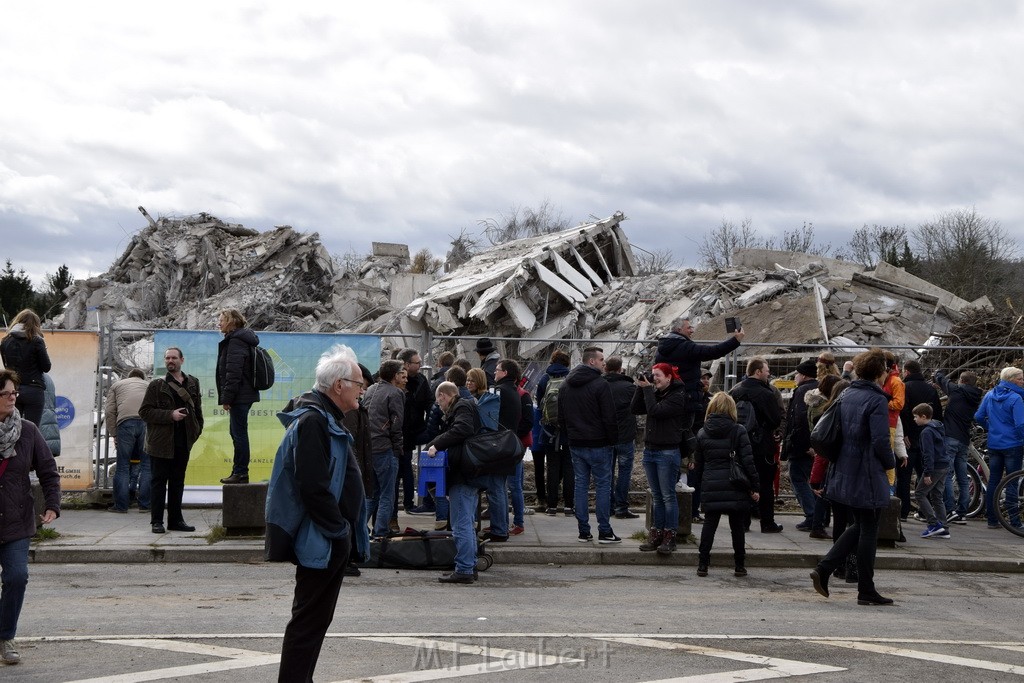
[328,636,583,682]
[598,636,845,680]
[65,655,280,683]
[817,639,1024,675]
[94,638,273,658]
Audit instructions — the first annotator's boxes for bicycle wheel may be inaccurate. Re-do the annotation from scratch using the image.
[994,469,1024,538]
[963,466,984,519]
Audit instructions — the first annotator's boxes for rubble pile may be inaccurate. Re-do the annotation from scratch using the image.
[921,307,1024,380]
[58,211,338,332]
[56,207,990,373]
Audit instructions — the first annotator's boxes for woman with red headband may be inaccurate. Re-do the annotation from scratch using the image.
[631,363,688,555]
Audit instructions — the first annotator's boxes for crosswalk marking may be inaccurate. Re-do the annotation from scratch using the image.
[817,639,1024,676]
[66,639,280,683]
[599,636,845,681]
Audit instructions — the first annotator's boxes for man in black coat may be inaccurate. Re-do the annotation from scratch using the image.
[604,356,639,519]
[783,360,819,531]
[395,348,432,520]
[558,347,621,544]
[899,360,944,478]
[655,316,744,455]
[729,358,784,532]
[934,369,983,522]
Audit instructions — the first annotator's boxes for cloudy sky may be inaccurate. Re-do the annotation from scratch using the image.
[2,1,1023,286]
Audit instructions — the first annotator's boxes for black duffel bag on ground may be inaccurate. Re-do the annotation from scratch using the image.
[461,428,525,477]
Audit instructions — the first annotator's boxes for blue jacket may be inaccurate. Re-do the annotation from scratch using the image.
[975,380,1024,450]
[826,380,896,510]
[919,419,948,475]
[265,391,369,569]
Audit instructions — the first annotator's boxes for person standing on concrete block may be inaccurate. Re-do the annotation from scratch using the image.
[216,308,261,485]
[104,368,152,513]
[265,344,369,679]
[140,347,203,534]
[0,368,61,666]
[604,356,639,520]
[632,362,688,554]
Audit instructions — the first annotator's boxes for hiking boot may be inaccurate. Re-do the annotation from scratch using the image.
[697,563,709,577]
[734,566,748,577]
[639,527,661,552]
[1,639,19,664]
[656,529,677,555]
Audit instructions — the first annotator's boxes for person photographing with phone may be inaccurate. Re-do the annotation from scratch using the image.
[140,347,204,534]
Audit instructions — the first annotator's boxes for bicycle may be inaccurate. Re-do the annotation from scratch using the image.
[994,469,1024,537]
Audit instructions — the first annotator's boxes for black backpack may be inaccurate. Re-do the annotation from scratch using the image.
[735,399,762,444]
[252,346,275,391]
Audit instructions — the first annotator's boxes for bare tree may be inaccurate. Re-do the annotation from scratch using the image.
[697,217,762,269]
[478,200,573,245]
[913,207,1019,302]
[634,247,677,275]
[773,222,832,257]
[332,247,367,278]
[409,248,443,275]
[843,224,910,268]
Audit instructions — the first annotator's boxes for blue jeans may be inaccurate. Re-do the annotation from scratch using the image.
[509,462,525,527]
[366,450,398,537]
[789,458,815,522]
[571,446,614,535]
[642,448,680,530]
[113,418,151,510]
[229,402,253,477]
[485,476,509,537]
[943,437,971,516]
[450,475,501,574]
[611,440,635,514]
[987,446,1023,526]
[0,536,31,640]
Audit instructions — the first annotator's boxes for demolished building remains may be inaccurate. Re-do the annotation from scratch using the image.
[55,208,986,373]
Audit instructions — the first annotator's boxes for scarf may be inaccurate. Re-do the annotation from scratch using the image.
[0,408,23,459]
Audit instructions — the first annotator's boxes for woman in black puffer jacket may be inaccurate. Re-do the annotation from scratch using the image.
[695,392,760,577]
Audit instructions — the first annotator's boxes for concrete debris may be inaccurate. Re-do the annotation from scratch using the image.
[56,207,983,372]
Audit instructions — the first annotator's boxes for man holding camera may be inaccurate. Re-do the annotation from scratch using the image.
[140,347,204,534]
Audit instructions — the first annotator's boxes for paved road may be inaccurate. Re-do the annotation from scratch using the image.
[9,563,1024,681]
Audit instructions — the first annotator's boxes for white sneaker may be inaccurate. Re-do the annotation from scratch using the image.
[675,479,695,493]
[1,639,20,664]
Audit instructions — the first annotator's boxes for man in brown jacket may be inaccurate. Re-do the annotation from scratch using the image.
[140,347,204,534]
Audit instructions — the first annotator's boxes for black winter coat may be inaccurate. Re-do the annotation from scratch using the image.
[696,414,759,513]
[558,364,618,447]
[899,373,943,446]
[493,377,523,433]
[654,332,740,410]
[934,371,982,444]
[216,327,261,405]
[0,329,51,389]
[426,396,481,486]
[784,379,818,460]
[630,379,688,449]
[605,372,638,443]
[729,376,782,463]
[403,372,432,447]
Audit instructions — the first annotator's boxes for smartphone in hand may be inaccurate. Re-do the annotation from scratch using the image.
[725,317,740,333]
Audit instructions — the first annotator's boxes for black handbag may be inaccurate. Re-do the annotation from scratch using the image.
[810,391,846,463]
[461,428,525,477]
[728,426,751,492]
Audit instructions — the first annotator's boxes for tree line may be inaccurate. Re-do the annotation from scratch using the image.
[698,207,1020,307]
[0,260,74,325]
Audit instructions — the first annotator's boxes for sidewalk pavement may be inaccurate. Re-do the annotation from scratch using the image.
[32,506,1024,572]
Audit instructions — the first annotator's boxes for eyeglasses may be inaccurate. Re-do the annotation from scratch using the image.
[340,378,366,389]
[0,391,19,399]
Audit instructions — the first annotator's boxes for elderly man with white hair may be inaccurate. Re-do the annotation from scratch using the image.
[975,366,1024,530]
[265,344,370,682]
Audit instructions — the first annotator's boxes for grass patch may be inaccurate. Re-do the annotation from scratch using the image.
[629,530,649,542]
[33,527,60,542]
[205,525,227,545]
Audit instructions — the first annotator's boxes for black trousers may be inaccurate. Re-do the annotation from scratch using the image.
[698,510,746,567]
[545,437,575,509]
[818,507,881,596]
[754,455,778,528]
[150,448,190,525]
[279,537,351,682]
[16,385,45,427]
